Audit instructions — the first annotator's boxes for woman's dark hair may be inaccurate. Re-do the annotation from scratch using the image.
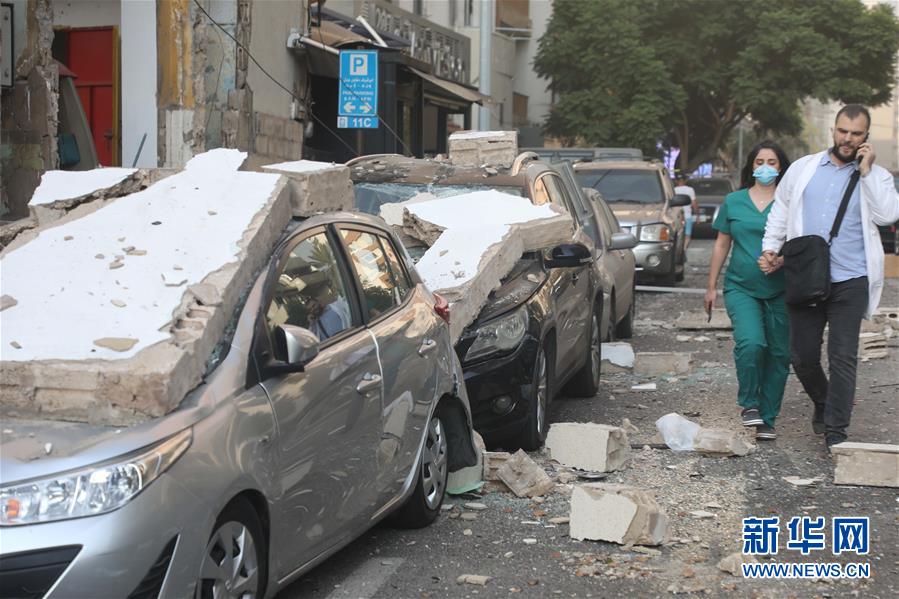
[740,140,791,189]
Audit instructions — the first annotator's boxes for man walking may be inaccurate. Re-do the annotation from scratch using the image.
[674,172,698,249]
[760,104,899,450]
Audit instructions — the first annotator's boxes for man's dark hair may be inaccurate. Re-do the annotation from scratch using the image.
[835,104,871,129]
[740,140,791,189]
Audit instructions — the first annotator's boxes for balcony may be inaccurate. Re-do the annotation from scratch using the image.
[495,0,531,39]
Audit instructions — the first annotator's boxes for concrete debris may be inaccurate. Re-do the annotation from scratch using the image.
[694,428,752,457]
[601,342,635,372]
[569,483,668,546]
[462,528,473,536]
[717,552,757,576]
[110,299,127,308]
[832,442,899,488]
[496,449,555,498]
[858,332,888,361]
[460,512,478,521]
[782,476,824,487]
[631,383,657,391]
[704,501,723,509]
[634,352,692,376]
[688,510,716,519]
[522,538,538,545]
[464,502,488,511]
[621,418,640,434]
[675,335,692,342]
[545,423,631,472]
[92,337,139,352]
[261,160,353,216]
[675,309,732,330]
[378,192,436,227]
[456,574,491,586]
[0,296,18,311]
[448,130,518,168]
[549,517,570,525]
[693,335,710,342]
[483,451,512,481]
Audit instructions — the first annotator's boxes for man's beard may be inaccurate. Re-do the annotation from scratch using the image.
[831,143,858,163]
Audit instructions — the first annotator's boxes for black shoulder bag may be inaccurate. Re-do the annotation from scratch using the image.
[781,170,860,307]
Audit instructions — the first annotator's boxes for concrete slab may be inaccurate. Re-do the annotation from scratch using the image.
[634,352,692,376]
[448,130,518,168]
[262,160,354,216]
[569,483,668,546]
[496,449,555,498]
[545,423,631,472]
[601,342,635,372]
[832,442,899,488]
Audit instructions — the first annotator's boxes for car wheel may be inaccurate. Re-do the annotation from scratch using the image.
[615,288,635,339]
[521,343,552,450]
[196,497,267,599]
[389,412,448,529]
[566,306,601,398]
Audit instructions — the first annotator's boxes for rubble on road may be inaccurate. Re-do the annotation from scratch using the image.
[717,552,757,576]
[497,449,555,498]
[832,442,899,488]
[261,160,354,215]
[674,309,732,330]
[569,483,668,546]
[631,383,657,391]
[457,574,492,586]
[655,413,753,456]
[858,332,889,361]
[448,130,518,168]
[545,423,631,472]
[483,451,513,481]
[782,476,824,487]
[634,352,693,376]
[0,150,292,425]
[601,342,635,372]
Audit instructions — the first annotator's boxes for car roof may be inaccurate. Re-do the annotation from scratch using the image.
[573,160,663,171]
[347,154,535,187]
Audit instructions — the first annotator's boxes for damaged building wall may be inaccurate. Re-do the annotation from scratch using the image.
[1,0,59,220]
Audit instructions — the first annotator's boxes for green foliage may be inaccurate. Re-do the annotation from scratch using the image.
[534,0,899,170]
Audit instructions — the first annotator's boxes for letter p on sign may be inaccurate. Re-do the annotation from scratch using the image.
[350,54,369,76]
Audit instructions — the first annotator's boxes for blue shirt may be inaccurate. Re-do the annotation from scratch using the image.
[801,154,866,282]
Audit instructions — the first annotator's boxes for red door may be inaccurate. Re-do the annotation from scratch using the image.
[66,28,116,166]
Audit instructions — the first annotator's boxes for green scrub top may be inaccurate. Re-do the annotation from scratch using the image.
[713,189,785,299]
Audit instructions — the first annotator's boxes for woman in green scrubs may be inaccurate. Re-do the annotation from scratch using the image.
[704,141,791,440]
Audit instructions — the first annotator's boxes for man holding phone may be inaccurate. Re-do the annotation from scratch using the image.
[759,104,899,450]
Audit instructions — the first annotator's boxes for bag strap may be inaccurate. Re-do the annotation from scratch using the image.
[828,169,860,244]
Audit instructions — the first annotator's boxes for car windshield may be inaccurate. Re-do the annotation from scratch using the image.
[688,179,733,194]
[575,169,664,204]
[353,182,525,215]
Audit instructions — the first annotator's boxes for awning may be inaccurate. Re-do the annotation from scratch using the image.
[409,67,490,106]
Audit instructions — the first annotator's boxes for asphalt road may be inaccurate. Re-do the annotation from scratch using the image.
[278,239,899,599]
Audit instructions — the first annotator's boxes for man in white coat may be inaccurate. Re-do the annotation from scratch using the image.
[760,104,899,450]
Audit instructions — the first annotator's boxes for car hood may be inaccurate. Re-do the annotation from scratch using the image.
[476,256,546,323]
[608,202,663,228]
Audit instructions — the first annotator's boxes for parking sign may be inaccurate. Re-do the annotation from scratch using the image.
[339,50,378,127]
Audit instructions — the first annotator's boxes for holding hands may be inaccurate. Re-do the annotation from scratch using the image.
[758,250,783,274]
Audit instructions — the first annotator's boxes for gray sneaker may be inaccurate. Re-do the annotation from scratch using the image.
[756,424,776,440]
[741,408,764,427]
[812,405,825,435]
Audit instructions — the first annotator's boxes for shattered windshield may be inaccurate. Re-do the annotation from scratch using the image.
[575,169,665,204]
[353,182,525,215]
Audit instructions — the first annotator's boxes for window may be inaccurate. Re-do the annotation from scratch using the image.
[341,230,409,318]
[575,169,666,204]
[266,232,353,348]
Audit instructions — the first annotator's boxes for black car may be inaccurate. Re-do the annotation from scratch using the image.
[348,154,605,449]
[688,177,736,238]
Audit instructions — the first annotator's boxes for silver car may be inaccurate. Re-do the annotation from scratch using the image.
[0,212,477,598]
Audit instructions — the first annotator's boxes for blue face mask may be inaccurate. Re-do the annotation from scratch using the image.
[752,164,778,186]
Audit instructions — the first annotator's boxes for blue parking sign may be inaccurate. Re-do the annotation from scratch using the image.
[339,50,378,125]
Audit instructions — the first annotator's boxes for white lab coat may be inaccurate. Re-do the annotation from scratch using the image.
[762,150,899,318]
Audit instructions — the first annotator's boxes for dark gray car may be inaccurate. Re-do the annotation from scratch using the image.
[688,177,736,238]
[0,213,477,598]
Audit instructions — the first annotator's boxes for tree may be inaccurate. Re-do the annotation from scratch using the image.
[534,0,899,172]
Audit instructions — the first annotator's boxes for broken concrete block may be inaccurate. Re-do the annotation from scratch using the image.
[601,342,634,372]
[569,483,668,546]
[261,160,354,216]
[858,332,888,361]
[483,451,512,481]
[717,552,757,576]
[448,130,518,168]
[693,428,752,457]
[675,309,732,330]
[545,423,631,472]
[634,352,692,376]
[456,574,491,586]
[496,449,555,498]
[0,150,292,425]
[832,442,899,488]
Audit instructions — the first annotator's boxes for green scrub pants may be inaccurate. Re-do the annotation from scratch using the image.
[723,288,790,426]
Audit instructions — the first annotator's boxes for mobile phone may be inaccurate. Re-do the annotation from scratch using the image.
[857,132,870,164]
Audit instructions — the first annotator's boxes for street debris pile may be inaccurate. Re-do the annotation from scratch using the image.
[0,150,351,425]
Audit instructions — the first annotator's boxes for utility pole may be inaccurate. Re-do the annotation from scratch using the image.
[736,120,744,174]
[478,0,493,131]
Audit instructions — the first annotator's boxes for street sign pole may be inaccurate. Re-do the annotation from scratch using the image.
[338,50,380,129]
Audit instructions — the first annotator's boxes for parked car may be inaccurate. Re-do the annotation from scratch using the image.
[0,213,477,599]
[349,154,629,449]
[877,174,899,255]
[583,188,638,339]
[574,160,691,285]
[522,147,644,164]
[687,177,737,238]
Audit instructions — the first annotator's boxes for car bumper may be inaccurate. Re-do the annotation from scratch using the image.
[632,241,676,277]
[0,473,213,598]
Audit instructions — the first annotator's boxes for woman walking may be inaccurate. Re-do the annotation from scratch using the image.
[704,141,791,440]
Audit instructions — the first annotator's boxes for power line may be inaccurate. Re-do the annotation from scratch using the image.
[191,0,359,158]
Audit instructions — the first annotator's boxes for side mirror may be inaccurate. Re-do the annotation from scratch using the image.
[670,194,692,207]
[268,325,320,375]
[545,243,592,268]
[609,232,638,250]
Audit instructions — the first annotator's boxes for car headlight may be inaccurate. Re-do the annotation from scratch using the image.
[1,428,192,526]
[640,223,670,242]
[464,306,528,362]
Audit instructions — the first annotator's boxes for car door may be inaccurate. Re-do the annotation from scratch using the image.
[539,173,592,377]
[253,227,383,570]
[337,226,439,507]
[596,198,633,323]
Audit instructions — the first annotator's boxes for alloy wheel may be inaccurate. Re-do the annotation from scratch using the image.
[197,521,260,599]
[421,416,448,510]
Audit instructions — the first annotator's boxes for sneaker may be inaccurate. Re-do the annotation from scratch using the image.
[825,432,846,450]
[756,424,776,440]
[741,408,764,427]
[812,405,825,435]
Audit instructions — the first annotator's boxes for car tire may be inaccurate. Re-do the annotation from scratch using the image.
[566,305,601,398]
[615,288,635,339]
[389,411,448,529]
[521,342,553,451]
[196,497,267,599]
